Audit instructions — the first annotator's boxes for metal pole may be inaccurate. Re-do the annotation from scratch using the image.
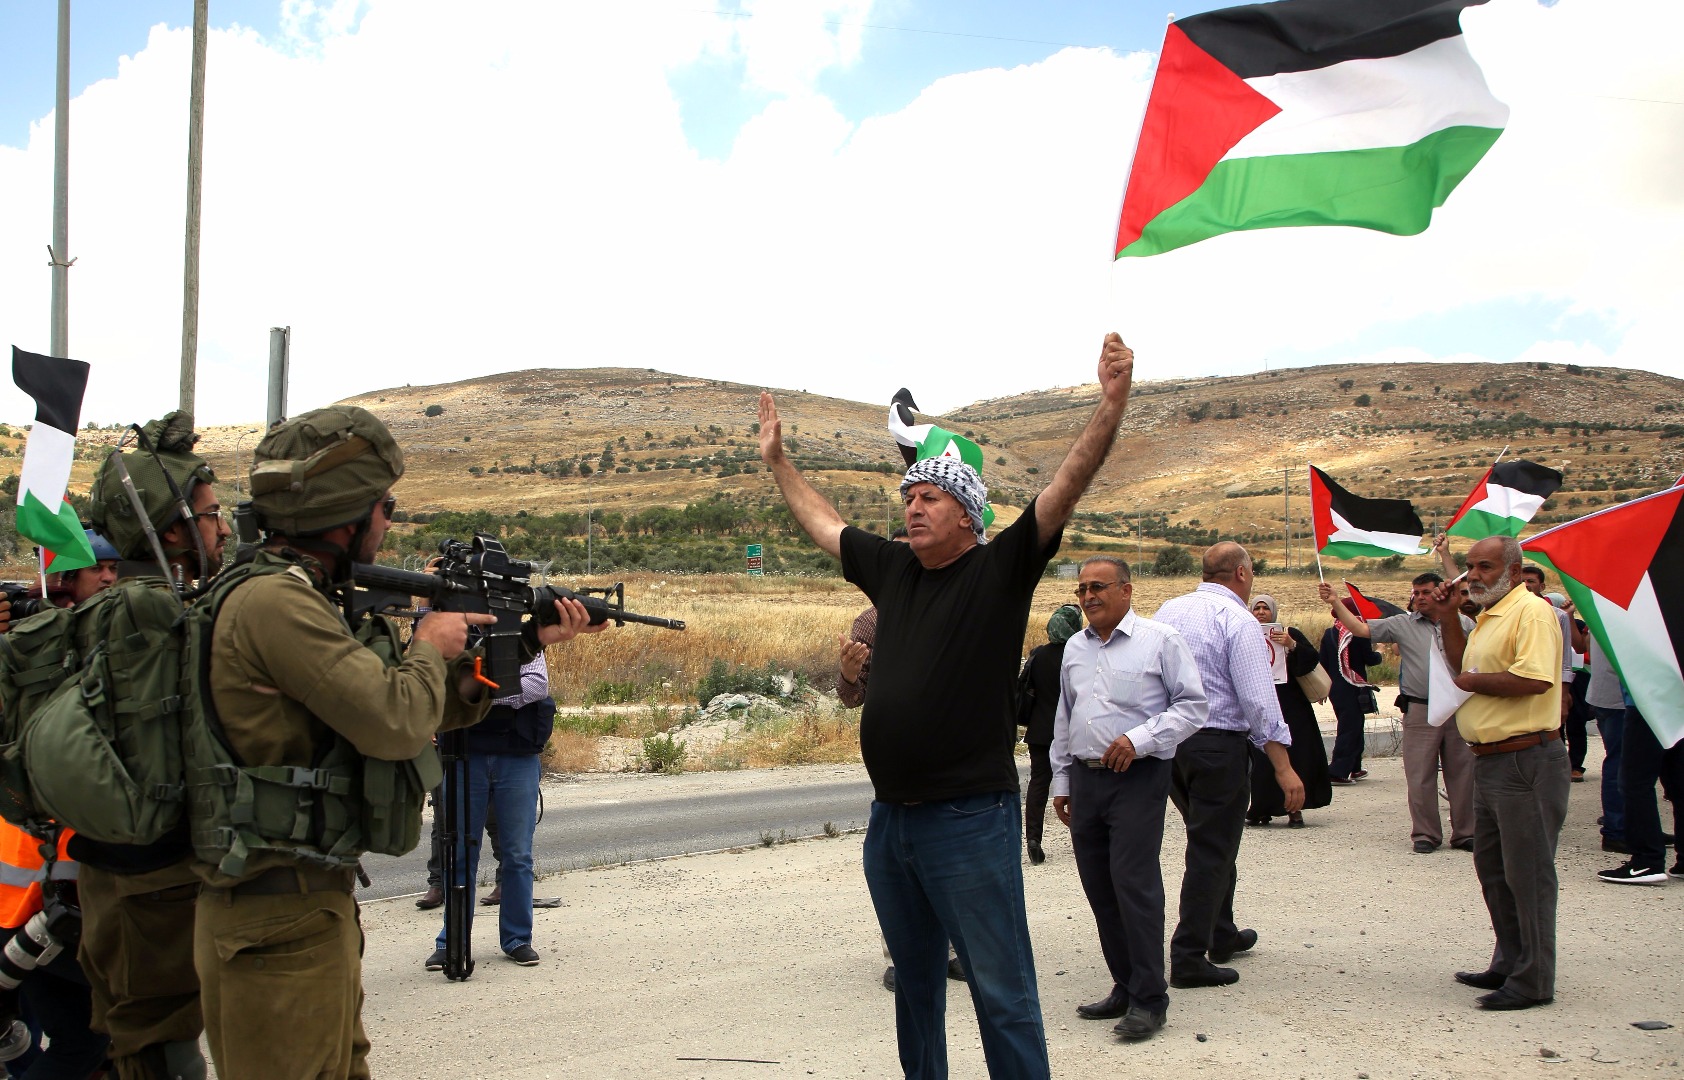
[586,505,592,575]
[48,0,71,357]
[266,326,289,429]
[179,0,209,413]
[234,428,257,494]
[1283,466,1290,571]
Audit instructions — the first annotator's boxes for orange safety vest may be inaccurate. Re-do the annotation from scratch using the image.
[0,821,76,929]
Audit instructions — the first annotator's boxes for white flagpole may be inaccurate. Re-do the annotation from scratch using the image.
[1493,444,1510,465]
[37,547,49,600]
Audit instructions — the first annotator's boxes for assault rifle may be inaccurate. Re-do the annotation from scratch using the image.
[350,533,683,981]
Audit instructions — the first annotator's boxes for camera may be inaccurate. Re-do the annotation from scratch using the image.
[0,890,81,992]
[0,583,49,622]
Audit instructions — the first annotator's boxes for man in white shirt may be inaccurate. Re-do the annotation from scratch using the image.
[1053,556,1208,1041]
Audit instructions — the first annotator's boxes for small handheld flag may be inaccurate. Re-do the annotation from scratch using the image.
[1446,460,1563,539]
[1344,581,1406,621]
[887,389,995,529]
[1114,0,1507,259]
[12,346,97,573]
[1310,465,1427,559]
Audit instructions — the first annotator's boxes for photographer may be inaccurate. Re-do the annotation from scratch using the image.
[426,652,555,970]
[0,828,109,1077]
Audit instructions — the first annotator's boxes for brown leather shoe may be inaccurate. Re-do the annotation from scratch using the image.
[479,885,503,907]
[415,886,443,910]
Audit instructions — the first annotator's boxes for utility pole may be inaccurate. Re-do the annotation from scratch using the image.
[1282,466,1290,571]
[48,0,72,357]
[266,326,289,429]
[179,0,209,413]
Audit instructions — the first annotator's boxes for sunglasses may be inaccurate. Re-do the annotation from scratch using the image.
[1073,581,1123,597]
[380,494,397,519]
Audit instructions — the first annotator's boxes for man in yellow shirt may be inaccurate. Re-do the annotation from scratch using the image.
[1427,535,1567,1011]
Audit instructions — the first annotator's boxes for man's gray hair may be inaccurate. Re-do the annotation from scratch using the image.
[1496,534,1524,569]
[1081,555,1132,583]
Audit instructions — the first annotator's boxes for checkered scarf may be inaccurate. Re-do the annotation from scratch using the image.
[900,457,989,545]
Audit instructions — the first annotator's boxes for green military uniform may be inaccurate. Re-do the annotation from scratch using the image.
[76,860,203,1073]
[192,547,488,1075]
[72,413,222,1080]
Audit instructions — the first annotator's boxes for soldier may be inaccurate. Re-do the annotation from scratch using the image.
[74,412,232,1080]
[186,406,602,1078]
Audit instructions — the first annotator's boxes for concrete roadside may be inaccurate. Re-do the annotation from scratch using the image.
[355,756,1682,1079]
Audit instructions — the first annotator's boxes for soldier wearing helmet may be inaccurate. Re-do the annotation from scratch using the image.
[68,411,231,1080]
[186,406,603,1078]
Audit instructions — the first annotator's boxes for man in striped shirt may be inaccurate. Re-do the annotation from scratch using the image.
[1153,542,1302,988]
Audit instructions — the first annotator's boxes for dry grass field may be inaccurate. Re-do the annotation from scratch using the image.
[528,568,1424,774]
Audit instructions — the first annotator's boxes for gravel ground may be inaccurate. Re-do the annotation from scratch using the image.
[350,752,1683,1079]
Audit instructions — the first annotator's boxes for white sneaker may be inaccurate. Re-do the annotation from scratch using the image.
[1597,861,1668,885]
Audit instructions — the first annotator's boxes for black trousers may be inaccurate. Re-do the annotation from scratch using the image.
[1168,729,1250,970]
[1069,756,1172,1013]
[1328,699,1367,779]
[1619,709,1684,870]
[14,949,110,1079]
[1024,743,1052,847]
[1564,671,1591,772]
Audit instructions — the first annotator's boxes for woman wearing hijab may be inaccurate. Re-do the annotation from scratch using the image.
[1245,595,1334,827]
[1020,604,1084,864]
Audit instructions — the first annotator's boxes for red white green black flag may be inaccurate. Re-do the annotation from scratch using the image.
[1115,0,1507,259]
[1523,487,1684,748]
[1445,459,1563,539]
[1310,465,1427,559]
[11,347,97,573]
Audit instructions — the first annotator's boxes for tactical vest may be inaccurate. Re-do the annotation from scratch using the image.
[182,553,442,880]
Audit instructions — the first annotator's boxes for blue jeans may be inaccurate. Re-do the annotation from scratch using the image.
[863,792,1048,1080]
[1593,706,1626,841]
[435,752,540,955]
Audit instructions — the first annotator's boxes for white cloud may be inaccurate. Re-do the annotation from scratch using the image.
[1,0,1680,431]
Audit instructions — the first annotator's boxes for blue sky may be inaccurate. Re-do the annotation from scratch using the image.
[0,1,1673,427]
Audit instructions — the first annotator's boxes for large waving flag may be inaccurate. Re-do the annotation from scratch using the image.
[1310,465,1427,559]
[1115,0,1507,259]
[1523,488,1684,748]
[12,348,97,573]
[1446,459,1563,539]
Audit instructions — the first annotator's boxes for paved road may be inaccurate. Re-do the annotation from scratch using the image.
[361,763,1030,901]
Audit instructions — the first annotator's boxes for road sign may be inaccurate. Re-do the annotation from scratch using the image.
[746,543,764,577]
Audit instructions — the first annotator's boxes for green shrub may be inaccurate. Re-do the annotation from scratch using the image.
[584,680,639,705]
[693,658,806,705]
[641,733,687,773]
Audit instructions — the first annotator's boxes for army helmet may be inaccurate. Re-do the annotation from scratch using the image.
[88,411,217,561]
[249,406,404,536]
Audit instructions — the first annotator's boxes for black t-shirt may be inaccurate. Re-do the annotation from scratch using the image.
[839,499,1060,802]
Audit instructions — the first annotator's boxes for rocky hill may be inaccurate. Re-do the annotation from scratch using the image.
[9,359,1681,570]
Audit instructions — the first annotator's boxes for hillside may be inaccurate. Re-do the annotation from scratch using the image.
[5,359,1681,573]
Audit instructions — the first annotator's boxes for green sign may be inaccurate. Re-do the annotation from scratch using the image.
[745,543,764,577]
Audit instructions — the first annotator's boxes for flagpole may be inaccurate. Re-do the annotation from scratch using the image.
[37,548,49,601]
[1493,444,1509,465]
[1314,549,1324,584]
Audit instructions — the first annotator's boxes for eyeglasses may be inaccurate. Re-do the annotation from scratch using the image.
[379,495,397,519]
[1073,581,1123,597]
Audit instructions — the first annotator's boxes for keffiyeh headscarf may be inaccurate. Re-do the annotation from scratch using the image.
[900,457,990,545]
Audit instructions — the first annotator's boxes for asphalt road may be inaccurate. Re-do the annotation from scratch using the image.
[360,763,1029,901]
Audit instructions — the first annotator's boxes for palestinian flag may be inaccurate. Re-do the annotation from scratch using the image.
[1114,0,1507,259]
[1523,488,1684,748]
[1345,580,1406,620]
[12,347,97,573]
[1310,465,1426,559]
[887,388,994,528]
[1445,460,1562,539]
